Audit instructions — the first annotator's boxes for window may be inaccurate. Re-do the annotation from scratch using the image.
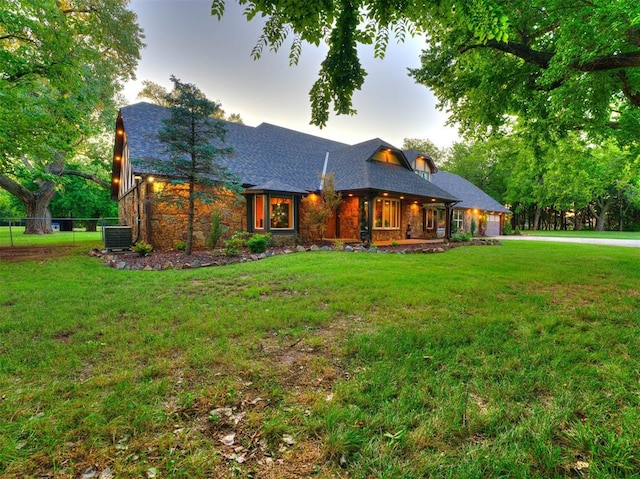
[453,210,464,232]
[414,157,431,181]
[426,208,435,229]
[373,198,400,229]
[270,196,293,229]
[254,195,265,229]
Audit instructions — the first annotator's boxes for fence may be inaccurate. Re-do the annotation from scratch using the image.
[0,217,121,247]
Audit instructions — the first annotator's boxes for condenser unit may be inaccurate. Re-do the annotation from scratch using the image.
[103,226,133,251]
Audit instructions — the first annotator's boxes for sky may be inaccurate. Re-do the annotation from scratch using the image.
[122,0,461,148]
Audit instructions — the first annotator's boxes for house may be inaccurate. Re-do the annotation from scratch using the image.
[110,102,509,249]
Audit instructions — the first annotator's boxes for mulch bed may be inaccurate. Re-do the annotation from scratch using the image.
[99,239,502,271]
[0,239,502,268]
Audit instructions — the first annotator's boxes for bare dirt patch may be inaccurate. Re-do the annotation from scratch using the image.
[0,245,79,262]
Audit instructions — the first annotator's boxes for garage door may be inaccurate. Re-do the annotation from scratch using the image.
[486,214,501,236]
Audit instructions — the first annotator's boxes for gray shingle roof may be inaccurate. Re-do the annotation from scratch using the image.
[430,171,511,213]
[118,102,468,204]
[326,140,458,201]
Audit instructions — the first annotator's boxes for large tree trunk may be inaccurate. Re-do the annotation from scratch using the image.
[0,155,65,234]
[533,206,542,231]
[592,197,614,231]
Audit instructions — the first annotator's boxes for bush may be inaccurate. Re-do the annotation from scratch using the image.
[174,240,186,251]
[451,232,472,242]
[502,222,513,235]
[333,240,345,251]
[225,231,249,256]
[247,233,271,253]
[206,209,227,249]
[133,241,153,256]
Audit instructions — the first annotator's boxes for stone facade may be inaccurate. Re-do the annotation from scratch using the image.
[119,179,245,250]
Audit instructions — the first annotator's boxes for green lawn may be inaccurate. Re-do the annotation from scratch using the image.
[1,243,639,478]
[520,229,640,240]
[0,226,103,247]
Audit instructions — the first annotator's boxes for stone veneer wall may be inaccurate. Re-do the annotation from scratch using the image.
[141,181,245,250]
[337,196,360,240]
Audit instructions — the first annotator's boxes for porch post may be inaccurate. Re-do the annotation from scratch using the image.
[444,203,452,240]
[367,192,375,242]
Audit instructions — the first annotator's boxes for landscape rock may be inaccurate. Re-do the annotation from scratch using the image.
[296,245,306,252]
[309,244,320,251]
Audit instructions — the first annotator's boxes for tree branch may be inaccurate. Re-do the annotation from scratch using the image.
[618,71,640,107]
[462,39,640,72]
[61,170,110,189]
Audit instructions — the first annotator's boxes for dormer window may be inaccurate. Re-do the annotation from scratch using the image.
[414,156,431,181]
[371,149,402,165]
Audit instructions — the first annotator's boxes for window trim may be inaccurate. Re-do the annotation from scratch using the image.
[373,197,401,230]
[254,194,265,230]
[269,195,294,230]
[453,209,464,231]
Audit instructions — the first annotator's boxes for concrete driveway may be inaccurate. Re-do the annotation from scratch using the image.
[496,235,640,248]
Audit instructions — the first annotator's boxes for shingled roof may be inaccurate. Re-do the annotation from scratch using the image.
[430,171,511,213]
[326,140,458,201]
[115,102,459,203]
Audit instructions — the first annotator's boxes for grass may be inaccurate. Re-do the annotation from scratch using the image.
[1,242,639,478]
[0,226,103,247]
[520,229,640,240]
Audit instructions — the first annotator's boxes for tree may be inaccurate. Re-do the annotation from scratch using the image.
[301,174,342,240]
[213,1,640,145]
[137,80,245,123]
[144,76,242,255]
[211,0,509,128]
[410,1,640,143]
[0,0,143,233]
[402,138,445,165]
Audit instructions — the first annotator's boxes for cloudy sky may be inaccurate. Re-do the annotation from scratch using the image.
[122,0,460,148]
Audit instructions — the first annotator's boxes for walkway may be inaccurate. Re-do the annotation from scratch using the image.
[496,235,640,248]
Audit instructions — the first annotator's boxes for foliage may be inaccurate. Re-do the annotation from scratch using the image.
[402,138,446,165]
[213,0,508,127]
[0,0,143,233]
[502,221,513,236]
[3,242,639,477]
[174,240,187,251]
[300,174,342,241]
[450,231,472,242]
[133,240,153,256]
[333,240,344,251]
[206,208,227,249]
[246,233,272,253]
[143,76,242,255]
[470,217,477,237]
[137,79,244,123]
[409,1,640,144]
[224,230,249,255]
[0,190,23,219]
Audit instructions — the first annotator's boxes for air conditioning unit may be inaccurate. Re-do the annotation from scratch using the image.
[104,226,133,251]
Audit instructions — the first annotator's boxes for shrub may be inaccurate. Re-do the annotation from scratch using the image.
[174,240,186,251]
[225,231,249,256]
[333,240,345,251]
[502,222,513,235]
[133,241,153,256]
[247,233,271,253]
[470,218,477,237]
[451,232,472,242]
[206,208,227,249]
